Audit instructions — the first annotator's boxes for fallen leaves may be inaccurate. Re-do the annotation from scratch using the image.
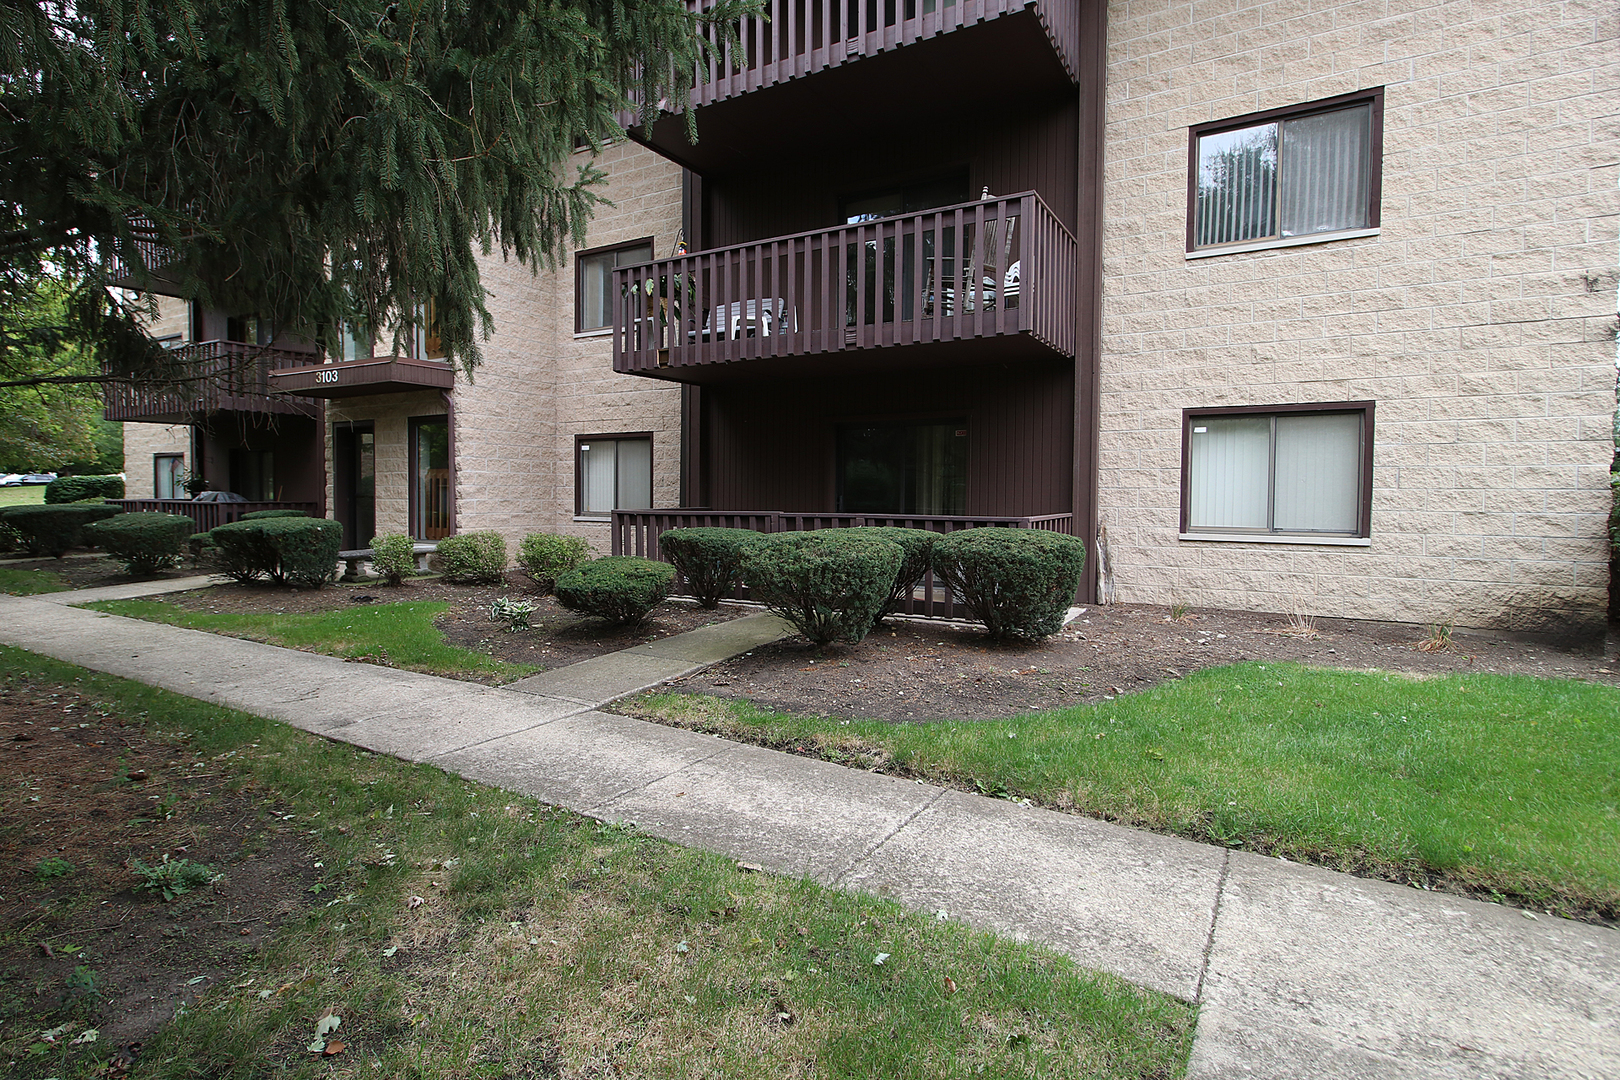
[308,1013,342,1054]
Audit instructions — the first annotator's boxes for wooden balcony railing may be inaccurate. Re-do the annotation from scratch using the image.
[613,192,1075,377]
[104,340,321,422]
[107,500,321,532]
[612,508,1073,619]
[682,0,1078,109]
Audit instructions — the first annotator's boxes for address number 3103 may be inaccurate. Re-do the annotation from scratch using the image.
[315,368,341,385]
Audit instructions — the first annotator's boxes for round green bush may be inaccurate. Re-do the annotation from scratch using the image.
[4,503,123,557]
[813,526,937,624]
[741,531,902,646]
[44,474,125,504]
[369,533,416,585]
[657,527,763,608]
[517,532,590,595]
[437,531,507,584]
[554,557,676,625]
[209,517,343,587]
[82,512,195,575]
[930,527,1087,641]
[240,508,309,521]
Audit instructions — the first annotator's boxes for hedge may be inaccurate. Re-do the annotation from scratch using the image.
[82,512,195,575]
[930,527,1086,641]
[369,533,417,585]
[814,526,937,624]
[209,518,343,587]
[554,557,675,625]
[240,508,309,521]
[517,533,590,595]
[438,531,507,584]
[44,474,124,504]
[657,527,762,608]
[741,531,902,646]
[3,503,123,557]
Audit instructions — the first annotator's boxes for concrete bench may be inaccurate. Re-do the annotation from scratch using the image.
[337,542,439,580]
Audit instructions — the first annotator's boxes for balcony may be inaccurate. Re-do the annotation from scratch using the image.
[104,340,321,424]
[612,192,1075,382]
[629,1,1079,173]
[268,354,455,398]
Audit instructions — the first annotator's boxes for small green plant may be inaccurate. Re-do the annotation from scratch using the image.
[657,527,763,608]
[489,596,537,632]
[129,855,219,900]
[82,511,195,575]
[931,527,1087,641]
[34,856,75,881]
[554,557,675,625]
[1169,599,1189,621]
[63,965,98,1001]
[740,531,903,646]
[438,531,507,584]
[369,533,417,586]
[517,532,590,595]
[1416,621,1455,653]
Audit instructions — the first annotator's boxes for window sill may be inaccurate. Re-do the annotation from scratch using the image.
[1180,532,1370,547]
[573,515,611,523]
[1185,228,1380,260]
[573,328,613,340]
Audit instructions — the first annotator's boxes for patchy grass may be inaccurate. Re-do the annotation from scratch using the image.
[82,598,539,682]
[0,566,69,595]
[0,645,1195,1080]
[0,486,45,508]
[629,662,1620,922]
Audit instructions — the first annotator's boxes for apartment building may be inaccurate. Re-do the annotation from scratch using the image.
[117,0,1617,636]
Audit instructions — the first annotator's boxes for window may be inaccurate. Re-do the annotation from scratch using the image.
[576,434,652,517]
[838,420,967,516]
[576,239,655,333]
[1188,89,1382,255]
[1181,403,1373,541]
[410,417,451,540]
[840,172,969,223]
[154,454,185,500]
[229,449,274,502]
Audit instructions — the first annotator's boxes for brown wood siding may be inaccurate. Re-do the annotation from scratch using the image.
[701,359,1072,518]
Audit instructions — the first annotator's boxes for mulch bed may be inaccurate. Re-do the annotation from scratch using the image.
[664,604,1620,722]
[0,675,317,1062]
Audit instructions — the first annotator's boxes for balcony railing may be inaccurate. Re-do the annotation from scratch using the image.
[613,192,1075,377]
[108,499,321,532]
[104,340,320,423]
[684,0,1078,109]
[612,508,1073,619]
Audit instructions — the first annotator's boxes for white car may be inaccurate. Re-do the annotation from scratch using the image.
[0,473,22,487]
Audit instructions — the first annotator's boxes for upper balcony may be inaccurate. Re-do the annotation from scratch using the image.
[612,191,1075,382]
[630,1,1080,174]
[104,340,321,424]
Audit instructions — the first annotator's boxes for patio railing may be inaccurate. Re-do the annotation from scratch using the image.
[108,500,322,533]
[104,340,321,422]
[612,508,1073,619]
[613,192,1075,376]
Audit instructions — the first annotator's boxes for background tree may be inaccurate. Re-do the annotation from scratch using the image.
[0,0,746,391]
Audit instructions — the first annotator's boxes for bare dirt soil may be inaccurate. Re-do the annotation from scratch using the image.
[666,604,1620,721]
[0,675,316,1068]
[153,571,745,672]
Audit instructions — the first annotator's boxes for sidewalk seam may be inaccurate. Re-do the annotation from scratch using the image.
[580,741,738,816]
[830,786,948,887]
[1194,848,1232,1005]
[419,704,597,760]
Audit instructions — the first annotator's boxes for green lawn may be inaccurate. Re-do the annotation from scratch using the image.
[0,644,1195,1080]
[0,485,46,507]
[0,566,69,594]
[633,662,1620,920]
[85,598,539,682]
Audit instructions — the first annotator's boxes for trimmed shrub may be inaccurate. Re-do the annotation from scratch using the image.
[930,527,1087,641]
[208,518,343,587]
[741,531,902,646]
[5,503,122,557]
[437,531,507,584]
[240,508,309,521]
[554,557,675,625]
[44,474,124,504]
[813,526,937,623]
[82,512,195,575]
[517,532,590,595]
[369,533,416,586]
[657,527,762,608]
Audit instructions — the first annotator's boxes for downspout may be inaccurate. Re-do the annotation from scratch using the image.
[441,389,457,536]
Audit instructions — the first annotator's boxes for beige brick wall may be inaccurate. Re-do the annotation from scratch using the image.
[121,423,190,498]
[328,140,684,560]
[1099,0,1619,635]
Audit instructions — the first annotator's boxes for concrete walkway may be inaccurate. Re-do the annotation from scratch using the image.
[1,579,1615,1079]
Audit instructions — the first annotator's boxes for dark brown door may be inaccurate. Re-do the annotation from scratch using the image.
[332,422,375,549]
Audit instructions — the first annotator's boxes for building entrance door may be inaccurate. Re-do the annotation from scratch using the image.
[333,422,375,550]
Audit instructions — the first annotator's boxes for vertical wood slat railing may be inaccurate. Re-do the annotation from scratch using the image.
[612,509,1073,619]
[106,500,322,532]
[613,192,1075,376]
[103,340,321,422]
[688,0,1079,107]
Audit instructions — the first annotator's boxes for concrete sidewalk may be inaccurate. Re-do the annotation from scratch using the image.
[1,582,1615,1079]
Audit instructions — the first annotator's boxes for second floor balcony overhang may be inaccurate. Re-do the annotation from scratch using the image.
[104,340,322,424]
[267,354,456,398]
[612,191,1076,383]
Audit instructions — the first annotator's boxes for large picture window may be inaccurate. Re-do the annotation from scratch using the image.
[1188,89,1382,254]
[1181,403,1373,540]
[576,239,655,333]
[838,420,967,516]
[576,434,652,517]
